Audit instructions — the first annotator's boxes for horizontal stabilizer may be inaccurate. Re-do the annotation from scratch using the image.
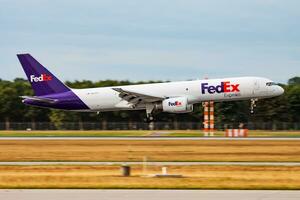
[20,96,59,104]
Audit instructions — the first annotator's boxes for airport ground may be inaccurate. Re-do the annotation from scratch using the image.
[0,139,299,162]
[0,134,299,190]
[0,165,300,189]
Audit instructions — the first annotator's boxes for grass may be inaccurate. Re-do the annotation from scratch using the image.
[0,130,300,137]
[1,139,300,162]
[0,165,299,189]
[0,130,150,137]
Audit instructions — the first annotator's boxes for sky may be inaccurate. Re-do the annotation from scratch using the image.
[0,0,299,83]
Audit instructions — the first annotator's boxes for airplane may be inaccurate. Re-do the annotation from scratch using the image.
[17,54,284,121]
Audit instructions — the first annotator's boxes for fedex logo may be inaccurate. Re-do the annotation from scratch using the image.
[30,74,52,83]
[201,81,240,94]
[168,101,182,106]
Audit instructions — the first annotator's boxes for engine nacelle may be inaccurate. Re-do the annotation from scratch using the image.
[162,97,193,113]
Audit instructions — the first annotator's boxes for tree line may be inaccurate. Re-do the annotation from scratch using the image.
[0,77,299,125]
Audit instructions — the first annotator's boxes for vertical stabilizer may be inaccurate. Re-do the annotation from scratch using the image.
[17,54,70,96]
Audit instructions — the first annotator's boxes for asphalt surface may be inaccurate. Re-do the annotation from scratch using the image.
[1,161,300,166]
[0,190,299,200]
[0,136,299,140]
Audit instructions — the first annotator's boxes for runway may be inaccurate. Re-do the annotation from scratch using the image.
[0,190,299,200]
[1,161,300,166]
[0,136,299,140]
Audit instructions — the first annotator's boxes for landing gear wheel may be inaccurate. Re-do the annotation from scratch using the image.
[145,114,154,123]
[250,98,258,114]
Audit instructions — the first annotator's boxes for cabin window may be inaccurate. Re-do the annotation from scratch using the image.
[266,82,276,86]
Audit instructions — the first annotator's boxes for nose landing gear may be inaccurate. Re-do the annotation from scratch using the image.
[250,98,258,114]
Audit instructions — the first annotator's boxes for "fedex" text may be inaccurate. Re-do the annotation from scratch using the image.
[201,81,240,94]
[30,74,52,83]
[168,101,182,106]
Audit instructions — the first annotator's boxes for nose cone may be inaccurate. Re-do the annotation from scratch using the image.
[276,86,284,96]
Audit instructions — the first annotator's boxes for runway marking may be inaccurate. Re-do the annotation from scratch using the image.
[0,137,299,140]
[1,161,300,166]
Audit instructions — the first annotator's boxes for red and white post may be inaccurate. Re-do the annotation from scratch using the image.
[209,101,214,136]
[203,102,209,137]
[203,101,214,137]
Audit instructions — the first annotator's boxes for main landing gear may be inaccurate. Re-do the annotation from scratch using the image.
[145,104,155,122]
[250,98,258,114]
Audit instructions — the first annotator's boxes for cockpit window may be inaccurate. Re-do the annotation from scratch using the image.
[266,82,277,86]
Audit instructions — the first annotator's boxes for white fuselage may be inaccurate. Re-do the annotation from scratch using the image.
[72,76,284,112]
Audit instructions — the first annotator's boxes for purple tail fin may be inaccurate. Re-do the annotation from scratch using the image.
[17,54,70,96]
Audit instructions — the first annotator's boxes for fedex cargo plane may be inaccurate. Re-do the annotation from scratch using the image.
[17,54,284,121]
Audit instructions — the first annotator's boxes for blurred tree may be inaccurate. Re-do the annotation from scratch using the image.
[286,84,300,122]
[49,110,67,129]
[288,77,300,85]
[0,80,17,129]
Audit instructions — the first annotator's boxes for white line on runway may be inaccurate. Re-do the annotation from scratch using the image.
[1,161,300,166]
[0,190,299,200]
[0,137,299,140]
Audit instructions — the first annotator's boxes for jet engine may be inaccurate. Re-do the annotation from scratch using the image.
[162,97,193,113]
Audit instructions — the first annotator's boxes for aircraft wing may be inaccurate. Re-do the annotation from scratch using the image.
[112,88,164,105]
[20,96,59,104]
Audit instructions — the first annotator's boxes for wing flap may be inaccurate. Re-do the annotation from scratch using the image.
[112,88,163,106]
